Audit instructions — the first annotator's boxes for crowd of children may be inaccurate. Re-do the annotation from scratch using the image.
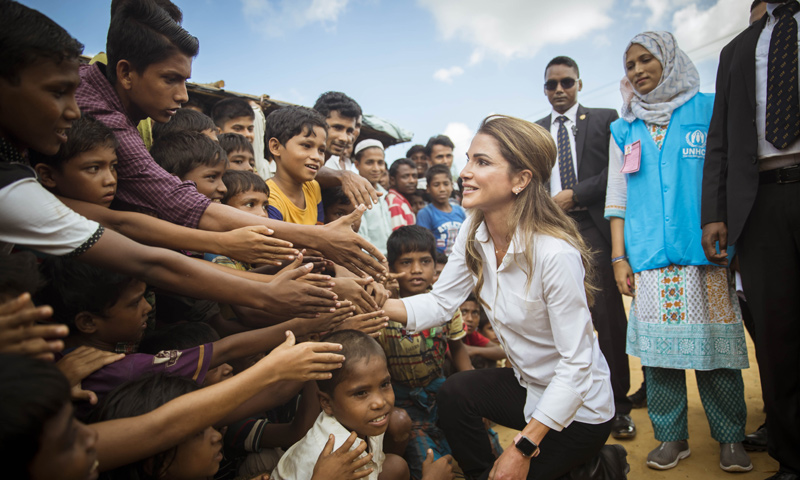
[15,0,776,476]
[0,1,496,479]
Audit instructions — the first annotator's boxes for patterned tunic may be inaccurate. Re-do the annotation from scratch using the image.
[611,123,749,370]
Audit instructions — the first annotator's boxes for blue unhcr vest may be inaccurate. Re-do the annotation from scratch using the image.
[609,93,728,272]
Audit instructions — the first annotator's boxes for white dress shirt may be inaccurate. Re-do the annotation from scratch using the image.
[548,103,580,195]
[755,2,800,161]
[402,215,613,432]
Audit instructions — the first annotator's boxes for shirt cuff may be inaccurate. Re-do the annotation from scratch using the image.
[64,225,105,258]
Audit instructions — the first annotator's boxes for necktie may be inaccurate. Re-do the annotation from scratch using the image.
[556,116,577,190]
[766,1,800,149]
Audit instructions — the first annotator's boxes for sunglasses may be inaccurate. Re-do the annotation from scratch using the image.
[544,78,578,91]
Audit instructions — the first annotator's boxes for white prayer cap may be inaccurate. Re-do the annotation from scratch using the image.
[354,139,384,156]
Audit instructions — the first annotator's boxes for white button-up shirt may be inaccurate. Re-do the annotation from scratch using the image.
[402,215,613,431]
[548,103,579,196]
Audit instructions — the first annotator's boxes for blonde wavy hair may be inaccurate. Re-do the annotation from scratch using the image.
[464,115,598,307]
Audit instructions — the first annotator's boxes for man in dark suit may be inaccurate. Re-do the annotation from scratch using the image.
[702,2,800,478]
[535,56,635,440]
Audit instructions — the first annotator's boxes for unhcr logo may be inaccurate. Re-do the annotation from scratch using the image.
[683,129,706,158]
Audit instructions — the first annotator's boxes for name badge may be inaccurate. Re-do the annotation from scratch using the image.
[621,140,641,173]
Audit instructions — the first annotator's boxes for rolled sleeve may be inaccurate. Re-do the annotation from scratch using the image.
[604,138,627,220]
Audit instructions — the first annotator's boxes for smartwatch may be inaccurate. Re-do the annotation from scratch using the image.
[513,433,540,458]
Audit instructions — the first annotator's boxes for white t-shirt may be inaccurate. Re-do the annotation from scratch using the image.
[0,178,103,256]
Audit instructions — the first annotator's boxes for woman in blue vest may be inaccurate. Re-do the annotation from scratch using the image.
[604,31,751,472]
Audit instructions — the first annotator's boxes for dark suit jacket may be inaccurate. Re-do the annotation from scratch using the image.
[702,16,768,244]
[537,104,619,244]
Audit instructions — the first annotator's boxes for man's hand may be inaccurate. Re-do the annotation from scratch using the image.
[0,294,67,361]
[701,222,729,265]
[312,432,373,480]
[218,225,299,266]
[340,170,381,209]
[421,449,455,480]
[552,189,576,211]
[56,346,125,404]
[320,206,387,279]
[310,302,356,334]
[263,255,340,317]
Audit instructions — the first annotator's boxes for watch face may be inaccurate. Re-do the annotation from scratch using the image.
[515,436,538,457]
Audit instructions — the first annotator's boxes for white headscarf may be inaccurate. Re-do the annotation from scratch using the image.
[620,31,700,124]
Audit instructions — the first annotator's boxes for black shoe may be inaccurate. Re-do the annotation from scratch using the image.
[611,414,636,439]
[743,423,768,452]
[764,472,800,480]
[627,382,646,409]
[557,444,630,479]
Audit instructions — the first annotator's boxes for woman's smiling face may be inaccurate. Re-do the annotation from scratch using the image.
[626,43,663,95]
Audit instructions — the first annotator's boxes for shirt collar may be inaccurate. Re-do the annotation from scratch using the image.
[767,1,799,19]
[474,219,522,255]
[550,103,579,125]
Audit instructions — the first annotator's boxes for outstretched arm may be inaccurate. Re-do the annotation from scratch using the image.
[59,196,298,266]
[93,332,344,471]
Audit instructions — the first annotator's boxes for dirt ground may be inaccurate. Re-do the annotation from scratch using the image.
[491,297,779,479]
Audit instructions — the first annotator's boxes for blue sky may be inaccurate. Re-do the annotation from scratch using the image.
[25,0,751,171]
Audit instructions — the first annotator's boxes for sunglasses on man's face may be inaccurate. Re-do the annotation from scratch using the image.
[544,78,578,91]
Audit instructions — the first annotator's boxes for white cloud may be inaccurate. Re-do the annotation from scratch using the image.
[433,66,465,83]
[417,0,614,62]
[671,0,751,65]
[443,121,475,174]
[241,0,350,37]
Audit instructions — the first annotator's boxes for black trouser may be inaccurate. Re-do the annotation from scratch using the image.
[571,211,631,416]
[737,180,800,474]
[437,368,612,480]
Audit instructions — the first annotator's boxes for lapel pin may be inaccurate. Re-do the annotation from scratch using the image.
[579,114,586,120]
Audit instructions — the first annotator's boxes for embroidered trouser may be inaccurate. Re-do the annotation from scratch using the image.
[646,367,746,443]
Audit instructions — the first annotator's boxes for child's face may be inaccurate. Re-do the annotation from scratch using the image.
[161,426,224,479]
[203,363,234,387]
[325,111,357,157]
[480,322,498,343]
[427,173,453,207]
[220,116,255,143]
[226,189,269,218]
[409,194,426,215]
[182,163,227,201]
[39,146,118,207]
[433,262,445,284]
[378,168,390,190]
[271,126,327,184]
[121,52,192,124]
[91,280,152,345]
[389,164,418,197]
[324,202,360,232]
[0,58,81,155]
[460,300,480,332]
[227,148,255,172]
[320,355,394,439]
[354,147,385,186]
[29,403,99,480]
[392,250,435,296]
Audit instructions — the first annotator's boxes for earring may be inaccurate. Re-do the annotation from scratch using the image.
[513,187,522,195]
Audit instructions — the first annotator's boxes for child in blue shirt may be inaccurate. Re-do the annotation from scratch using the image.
[415,164,466,256]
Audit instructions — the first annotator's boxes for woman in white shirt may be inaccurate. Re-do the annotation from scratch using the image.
[383,115,617,480]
